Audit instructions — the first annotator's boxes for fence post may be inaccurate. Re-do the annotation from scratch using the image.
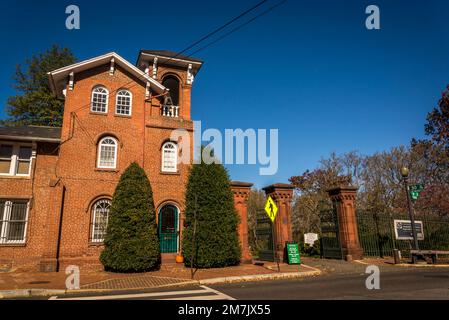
[230,181,254,263]
[262,183,294,262]
[327,186,364,261]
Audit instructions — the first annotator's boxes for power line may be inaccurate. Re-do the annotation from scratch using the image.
[188,0,287,57]
[172,0,269,59]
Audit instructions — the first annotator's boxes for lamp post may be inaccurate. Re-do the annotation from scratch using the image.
[400,167,420,252]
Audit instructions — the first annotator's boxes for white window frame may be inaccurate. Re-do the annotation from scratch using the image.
[161,142,178,173]
[0,142,34,177]
[90,199,111,243]
[97,137,118,169]
[0,200,30,245]
[91,86,109,113]
[115,89,133,116]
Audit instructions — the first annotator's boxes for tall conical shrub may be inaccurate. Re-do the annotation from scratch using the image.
[182,160,241,268]
[100,162,160,272]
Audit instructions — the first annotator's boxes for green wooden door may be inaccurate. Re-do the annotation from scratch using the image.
[159,205,178,253]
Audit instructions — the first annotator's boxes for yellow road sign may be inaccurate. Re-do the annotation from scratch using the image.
[264,196,278,223]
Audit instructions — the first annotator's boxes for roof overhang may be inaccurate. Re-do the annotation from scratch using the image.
[0,135,61,143]
[48,52,166,98]
[137,52,203,75]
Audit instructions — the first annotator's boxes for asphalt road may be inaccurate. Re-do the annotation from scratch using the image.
[33,267,449,300]
[210,267,449,300]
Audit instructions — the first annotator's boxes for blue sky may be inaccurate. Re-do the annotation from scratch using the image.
[0,0,448,188]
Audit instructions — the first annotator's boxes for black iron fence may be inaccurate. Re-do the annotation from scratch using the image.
[356,211,449,257]
[320,208,342,259]
[255,209,274,261]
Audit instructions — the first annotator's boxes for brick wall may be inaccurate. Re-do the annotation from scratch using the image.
[0,61,195,271]
[0,142,60,271]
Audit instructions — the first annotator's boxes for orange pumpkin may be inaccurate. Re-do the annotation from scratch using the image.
[176,255,184,263]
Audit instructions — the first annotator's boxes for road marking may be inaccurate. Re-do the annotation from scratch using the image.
[353,260,370,265]
[200,285,236,300]
[161,295,227,300]
[48,286,235,301]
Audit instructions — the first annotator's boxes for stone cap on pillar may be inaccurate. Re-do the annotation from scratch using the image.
[262,183,294,193]
[231,181,254,188]
[262,183,294,201]
[327,186,359,201]
[230,181,253,201]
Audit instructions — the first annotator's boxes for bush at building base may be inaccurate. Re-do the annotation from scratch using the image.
[100,162,160,272]
[182,158,241,268]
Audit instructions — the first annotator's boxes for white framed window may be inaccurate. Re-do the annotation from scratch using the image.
[97,137,118,169]
[0,143,33,177]
[90,199,111,243]
[115,90,132,116]
[162,142,178,173]
[91,86,109,113]
[0,200,30,245]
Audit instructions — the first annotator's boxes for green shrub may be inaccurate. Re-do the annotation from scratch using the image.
[300,239,321,257]
[182,160,241,268]
[100,162,160,272]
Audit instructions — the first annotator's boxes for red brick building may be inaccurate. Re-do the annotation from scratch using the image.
[0,50,296,272]
[0,50,204,271]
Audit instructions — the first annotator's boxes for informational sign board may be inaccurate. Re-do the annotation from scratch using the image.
[264,196,278,223]
[304,233,319,246]
[394,220,424,240]
[286,243,301,265]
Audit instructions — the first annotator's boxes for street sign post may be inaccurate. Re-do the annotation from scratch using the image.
[409,184,424,201]
[264,196,278,223]
[265,197,279,272]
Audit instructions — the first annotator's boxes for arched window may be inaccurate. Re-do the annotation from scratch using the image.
[162,142,177,173]
[115,90,132,116]
[90,199,111,243]
[91,86,109,113]
[97,137,118,169]
[162,76,180,106]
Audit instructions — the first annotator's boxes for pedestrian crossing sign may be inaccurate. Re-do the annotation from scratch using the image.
[265,196,278,223]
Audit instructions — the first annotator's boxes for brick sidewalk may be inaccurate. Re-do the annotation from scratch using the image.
[0,262,310,291]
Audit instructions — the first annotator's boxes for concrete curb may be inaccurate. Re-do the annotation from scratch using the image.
[0,281,199,299]
[199,270,322,285]
[0,289,67,299]
[0,268,322,299]
[394,263,449,268]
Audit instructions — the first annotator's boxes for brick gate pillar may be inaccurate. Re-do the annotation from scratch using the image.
[262,183,294,262]
[327,186,363,261]
[230,181,253,263]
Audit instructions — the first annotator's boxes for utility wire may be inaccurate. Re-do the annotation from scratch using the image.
[188,0,287,57]
[171,0,269,59]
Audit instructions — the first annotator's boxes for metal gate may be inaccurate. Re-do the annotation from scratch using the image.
[255,209,274,261]
[320,207,342,259]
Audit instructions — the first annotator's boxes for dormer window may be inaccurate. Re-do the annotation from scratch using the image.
[115,90,132,116]
[91,86,109,113]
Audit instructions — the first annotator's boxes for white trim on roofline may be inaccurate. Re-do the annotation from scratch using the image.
[48,52,166,98]
[139,52,203,66]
